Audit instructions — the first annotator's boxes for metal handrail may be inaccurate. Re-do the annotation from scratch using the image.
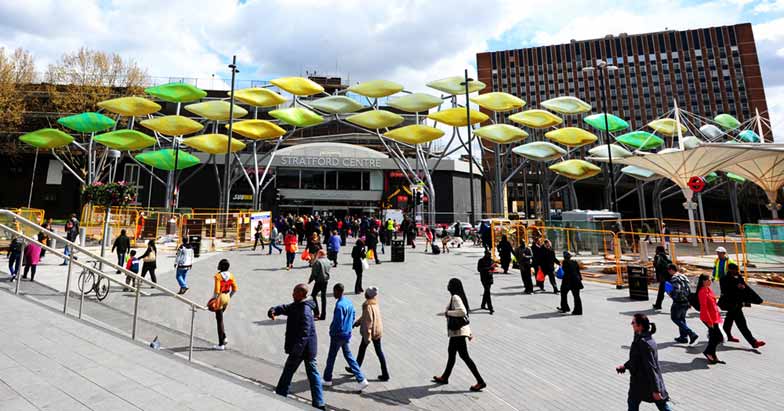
[0,209,206,361]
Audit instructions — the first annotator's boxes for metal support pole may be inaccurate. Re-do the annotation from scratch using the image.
[78,269,86,319]
[599,68,618,213]
[63,253,73,313]
[463,69,476,225]
[28,149,39,208]
[697,192,709,252]
[132,280,141,340]
[493,143,502,214]
[729,182,741,225]
[223,55,239,220]
[188,306,196,362]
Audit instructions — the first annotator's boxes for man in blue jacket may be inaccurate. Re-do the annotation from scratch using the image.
[322,283,369,392]
[327,230,341,267]
[268,284,325,410]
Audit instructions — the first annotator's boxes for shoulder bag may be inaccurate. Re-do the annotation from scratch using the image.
[446,300,470,331]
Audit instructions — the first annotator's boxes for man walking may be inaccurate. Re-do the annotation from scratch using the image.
[268,284,325,410]
[322,283,369,391]
[111,229,131,273]
[478,251,496,314]
[515,243,534,294]
[557,251,583,315]
[712,246,736,293]
[366,228,381,264]
[327,230,341,267]
[667,264,698,345]
[308,250,331,321]
[174,239,194,295]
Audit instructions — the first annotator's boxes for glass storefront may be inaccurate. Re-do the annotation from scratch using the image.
[274,168,382,191]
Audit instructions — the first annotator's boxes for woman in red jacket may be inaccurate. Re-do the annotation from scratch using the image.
[283,230,298,271]
[697,274,724,364]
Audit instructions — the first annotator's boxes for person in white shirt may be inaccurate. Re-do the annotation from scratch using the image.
[175,239,195,294]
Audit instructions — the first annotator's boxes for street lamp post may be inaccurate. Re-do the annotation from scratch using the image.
[461,69,476,226]
[583,60,619,213]
[223,56,239,218]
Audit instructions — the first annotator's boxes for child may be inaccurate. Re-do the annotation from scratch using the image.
[124,250,140,291]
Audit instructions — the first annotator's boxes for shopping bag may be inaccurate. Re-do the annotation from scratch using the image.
[301,249,310,261]
[555,266,564,279]
[536,268,545,282]
[361,258,370,270]
[366,249,375,260]
[207,297,221,312]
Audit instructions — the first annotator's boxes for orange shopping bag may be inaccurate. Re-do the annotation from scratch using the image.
[536,267,545,283]
[301,249,310,261]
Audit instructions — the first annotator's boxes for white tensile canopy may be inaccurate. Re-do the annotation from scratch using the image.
[719,144,784,217]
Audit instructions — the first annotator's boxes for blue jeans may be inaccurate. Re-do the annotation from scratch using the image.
[175,267,190,288]
[269,241,282,254]
[323,337,365,382]
[8,254,21,277]
[628,397,672,411]
[671,303,696,340]
[275,354,324,408]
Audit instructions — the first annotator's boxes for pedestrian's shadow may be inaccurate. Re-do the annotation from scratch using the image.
[252,319,284,326]
[491,291,524,296]
[520,311,570,320]
[368,383,471,406]
[606,296,643,303]
[253,268,284,272]
[501,285,523,290]
[659,358,710,373]
[618,308,662,316]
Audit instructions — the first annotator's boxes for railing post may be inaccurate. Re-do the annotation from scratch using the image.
[63,253,74,314]
[132,281,141,340]
[614,235,623,289]
[78,268,86,319]
[188,306,196,362]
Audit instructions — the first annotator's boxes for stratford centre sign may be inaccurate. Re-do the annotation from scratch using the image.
[277,155,383,169]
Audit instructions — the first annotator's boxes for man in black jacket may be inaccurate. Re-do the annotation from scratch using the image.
[515,244,534,294]
[478,251,496,314]
[111,229,131,274]
[720,263,766,349]
[557,251,583,315]
[366,228,381,264]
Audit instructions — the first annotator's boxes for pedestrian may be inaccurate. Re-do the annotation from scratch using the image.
[40,218,53,258]
[616,313,671,411]
[138,240,157,284]
[652,246,672,310]
[268,224,282,254]
[477,251,496,314]
[719,263,766,349]
[308,250,331,321]
[111,229,131,274]
[348,286,390,381]
[175,239,194,294]
[268,284,325,410]
[538,239,559,294]
[123,249,139,291]
[352,239,367,295]
[322,283,369,391]
[284,229,298,271]
[432,278,486,391]
[531,237,544,289]
[327,229,341,267]
[667,264,699,345]
[712,246,736,293]
[424,226,433,253]
[61,215,79,265]
[661,223,671,249]
[252,220,263,251]
[307,232,322,266]
[21,233,43,281]
[697,274,724,364]
[408,223,417,249]
[496,234,513,274]
[515,242,534,294]
[557,251,583,315]
[440,227,450,254]
[366,228,381,264]
[211,259,237,351]
[7,237,23,280]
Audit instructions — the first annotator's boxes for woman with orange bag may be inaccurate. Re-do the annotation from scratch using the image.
[211,259,237,351]
[284,229,298,271]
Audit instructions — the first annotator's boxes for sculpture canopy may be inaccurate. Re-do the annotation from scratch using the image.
[719,144,784,204]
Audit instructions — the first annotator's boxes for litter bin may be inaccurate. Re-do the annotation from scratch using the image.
[391,239,405,262]
[189,235,202,258]
[627,265,649,300]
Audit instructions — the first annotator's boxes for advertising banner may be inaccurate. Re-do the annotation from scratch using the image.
[250,211,272,239]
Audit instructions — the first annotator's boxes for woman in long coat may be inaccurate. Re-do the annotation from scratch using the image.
[616,313,671,411]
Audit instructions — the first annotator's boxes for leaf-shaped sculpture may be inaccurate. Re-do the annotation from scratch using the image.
[540,96,591,114]
[270,77,325,96]
[549,159,601,180]
[544,127,597,147]
[140,115,204,136]
[470,92,525,112]
[725,172,746,183]
[587,144,633,159]
[738,130,760,143]
[269,107,324,127]
[714,113,740,130]
[185,101,248,121]
[230,120,287,140]
[682,136,702,149]
[145,83,206,103]
[704,172,719,184]
[583,113,629,132]
[473,124,528,144]
[346,110,405,129]
[621,165,661,182]
[648,118,686,137]
[94,130,156,151]
[512,141,567,162]
[57,112,115,133]
[230,88,287,107]
[97,96,161,117]
[699,124,723,140]
[427,108,489,127]
[426,76,485,95]
[508,109,563,129]
[347,80,404,98]
[19,128,74,149]
[388,93,442,113]
[615,131,665,150]
[182,134,246,154]
[384,125,444,145]
[135,149,200,171]
[310,96,365,114]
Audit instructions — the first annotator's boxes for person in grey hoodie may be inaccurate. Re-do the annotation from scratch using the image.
[308,250,331,321]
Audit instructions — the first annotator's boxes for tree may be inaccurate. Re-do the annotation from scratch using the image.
[0,48,36,154]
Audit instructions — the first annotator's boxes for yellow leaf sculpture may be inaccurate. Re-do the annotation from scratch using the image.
[347,80,404,98]
[540,96,592,114]
[427,108,489,127]
[648,118,687,137]
[182,134,246,154]
[270,77,325,96]
[470,92,525,112]
[508,109,563,129]
[384,125,444,145]
[230,120,287,140]
[427,76,486,95]
[545,127,598,147]
[229,88,287,107]
[310,96,365,114]
[269,107,324,127]
[473,124,529,144]
[388,93,442,113]
[346,110,405,129]
[140,115,204,136]
[548,159,601,180]
[97,97,161,117]
[185,101,248,121]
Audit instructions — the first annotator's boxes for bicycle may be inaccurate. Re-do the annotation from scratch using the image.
[77,260,110,301]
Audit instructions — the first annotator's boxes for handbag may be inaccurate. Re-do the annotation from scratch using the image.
[207,297,221,312]
[367,249,375,260]
[361,258,370,270]
[446,301,470,331]
[745,285,763,305]
[301,249,310,261]
[536,267,545,283]
[688,292,700,312]
[555,266,564,279]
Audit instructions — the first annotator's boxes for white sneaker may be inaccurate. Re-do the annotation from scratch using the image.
[322,379,332,386]
[212,345,225,351]
[356,379,369,392]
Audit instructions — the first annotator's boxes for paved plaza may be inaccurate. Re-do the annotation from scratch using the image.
[2,241,784,410]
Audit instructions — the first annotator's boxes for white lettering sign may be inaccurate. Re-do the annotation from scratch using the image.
[278,156,381,169]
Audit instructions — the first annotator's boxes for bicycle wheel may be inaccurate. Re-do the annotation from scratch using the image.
[94,276,110,301]
[77,271,96,293]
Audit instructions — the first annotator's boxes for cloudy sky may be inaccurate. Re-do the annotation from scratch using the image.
[1,0,783,137]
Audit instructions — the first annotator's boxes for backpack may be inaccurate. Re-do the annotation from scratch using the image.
[432,244,441,255]
[669,276,690,303]
[688,292,700,312]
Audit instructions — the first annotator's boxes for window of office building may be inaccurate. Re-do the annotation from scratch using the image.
[277,169,300,189]
[338,171,362,190]
[301,170,324,189]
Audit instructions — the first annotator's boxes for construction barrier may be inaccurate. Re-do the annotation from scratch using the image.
[0,208,46,248]
[742,224,784,265]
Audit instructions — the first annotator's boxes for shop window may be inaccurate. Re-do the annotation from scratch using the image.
[362,172,370,191]
[276,169,299,189]
[301,170,324,189]
[325,170,337,189]
[338,171,362,190]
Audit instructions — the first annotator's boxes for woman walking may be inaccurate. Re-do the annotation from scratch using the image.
[720,263,766,349]
[211,259,238,351]
[7,237,23,280]
[652,246,672,310]
[424,227,434,253]
[138,240,157,284]
[22,233,44,281]
[348,287,390,381]
[496,234,513,274]
[307,232,322,266]
[697,274,724,364]
[284,229,298,271]
[557,251,583,315]
[538,239,559,294]
[432,278,486,392]
[351,239,367,295]
[616,313,671,411]
[175,240,194,294]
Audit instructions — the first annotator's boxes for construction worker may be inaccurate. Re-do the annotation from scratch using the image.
[712,246,736,294]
